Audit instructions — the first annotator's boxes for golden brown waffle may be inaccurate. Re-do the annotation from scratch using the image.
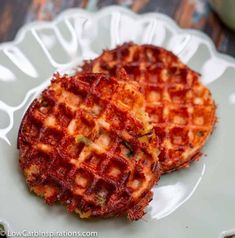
[17,71,160,220]
[82,42,216,173]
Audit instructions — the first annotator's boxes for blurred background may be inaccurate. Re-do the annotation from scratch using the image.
[0,0,234,55]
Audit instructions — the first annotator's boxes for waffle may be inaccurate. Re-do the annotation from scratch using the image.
[82,42,216,173]
[17,71,160,220]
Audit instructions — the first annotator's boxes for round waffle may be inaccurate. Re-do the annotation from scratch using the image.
[82,42,216,173]
[18,71,160,220]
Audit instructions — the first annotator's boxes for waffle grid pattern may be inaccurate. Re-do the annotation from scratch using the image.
[82,43,216,173]
[18,72,160,219]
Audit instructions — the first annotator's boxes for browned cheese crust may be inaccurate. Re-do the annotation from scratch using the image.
[82,43,217,173]
[18,71,160,220]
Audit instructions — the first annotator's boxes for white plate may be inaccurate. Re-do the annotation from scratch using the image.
[0,6,235,238]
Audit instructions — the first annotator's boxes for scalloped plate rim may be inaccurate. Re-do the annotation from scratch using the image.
[0,6,235,68]
[0,6,234,238]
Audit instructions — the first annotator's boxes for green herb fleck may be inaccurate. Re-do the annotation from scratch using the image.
[43,103,48,107]
[96,193,106,207]
[41,99,49,107]
[197,131,204,137]
[76,135,91,145]
[122,140,134,158]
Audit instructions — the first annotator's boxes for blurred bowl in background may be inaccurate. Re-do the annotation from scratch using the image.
[209,0,235,31]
